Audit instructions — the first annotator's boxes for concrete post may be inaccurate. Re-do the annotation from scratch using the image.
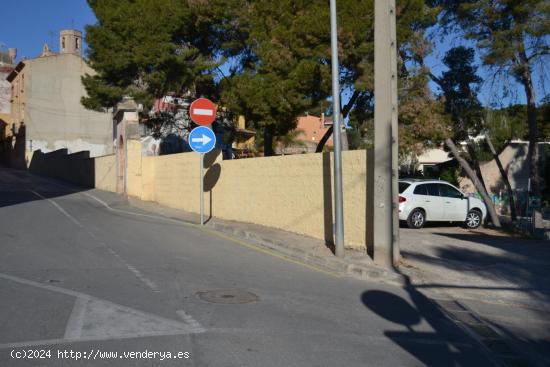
[113,97,140,194]
[373,0,399,267]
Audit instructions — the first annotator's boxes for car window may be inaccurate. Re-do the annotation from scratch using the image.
[439,184,463,198]
[399,182,410,194]
[413,184,428,195]
[426,184,440,196]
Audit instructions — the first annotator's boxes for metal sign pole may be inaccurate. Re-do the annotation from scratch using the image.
[200,153,204,225]
[330,0,345,257]
[189,98,217,227]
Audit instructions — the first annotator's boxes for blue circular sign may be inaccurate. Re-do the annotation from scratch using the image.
[189,126,216,154]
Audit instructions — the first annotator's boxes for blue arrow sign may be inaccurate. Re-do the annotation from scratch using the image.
[189,126,216,154]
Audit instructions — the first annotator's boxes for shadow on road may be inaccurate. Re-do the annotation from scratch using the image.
[400,227,550,365]
[361,279,494,366]
[0,165,90,209]
[414,232,550,303]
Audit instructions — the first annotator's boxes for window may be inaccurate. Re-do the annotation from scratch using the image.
[439,184,462,198]
[62,37,66,49]
[426,183,440,196]
[76,38,79,49]
[413,184,428,195]
[399,182,410,194]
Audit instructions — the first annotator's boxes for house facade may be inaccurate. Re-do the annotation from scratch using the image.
[275,114,335,155]
[0,48,16,150]
[4,30,113,168]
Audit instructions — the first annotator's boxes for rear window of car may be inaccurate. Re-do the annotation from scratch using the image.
[413,184,428,195]
[399,182,410,193]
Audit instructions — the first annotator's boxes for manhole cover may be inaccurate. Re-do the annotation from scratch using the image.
[197,289,259,304]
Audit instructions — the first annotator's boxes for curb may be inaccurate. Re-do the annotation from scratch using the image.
[204,221,407,287]
[123,197,407,287]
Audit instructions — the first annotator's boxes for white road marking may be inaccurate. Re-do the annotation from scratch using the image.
[64,296,89,339]
[87,231,99,240]
[29,190,83,228]
[81,192,184,224]
[0,272,204,349]
[192,108,214,116]
[29,189,161,293]
[105,246,161,292]
[177,310,203,331]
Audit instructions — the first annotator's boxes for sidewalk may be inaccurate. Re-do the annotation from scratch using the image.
[125,196,406,286]
[399,225,550,367]
[125,193,537,365]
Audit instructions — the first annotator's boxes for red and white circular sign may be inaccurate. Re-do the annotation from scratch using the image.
[189,98,217,126]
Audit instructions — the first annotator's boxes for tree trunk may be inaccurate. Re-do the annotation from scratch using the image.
[486,136,517,222]
[315,90,359,153]
[316,125,333,153]
[523,80,540,196]
[263,126,274,156]
[518,55,540,198]
[465,139,488,194]
[518,44,543,228]
[445,138,501,227]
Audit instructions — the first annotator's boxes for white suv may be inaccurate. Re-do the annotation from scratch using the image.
[398,179,487,229]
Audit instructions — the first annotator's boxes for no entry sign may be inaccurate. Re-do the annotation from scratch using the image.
[189,98,217,126]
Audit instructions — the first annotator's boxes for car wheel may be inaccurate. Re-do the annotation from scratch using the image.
[407,209,425,229]
[465,210,482,229]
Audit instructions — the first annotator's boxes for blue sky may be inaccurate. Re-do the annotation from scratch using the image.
[1,0,547,108]
[0,0,96,61]
[424,27,550,107]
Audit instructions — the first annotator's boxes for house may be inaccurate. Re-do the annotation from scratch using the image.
[274,114,335,155]
[232,116,255,158]
[400,146,452,175]
[459,141,549,196]
[4,30,113,168]
[0,48,16,160]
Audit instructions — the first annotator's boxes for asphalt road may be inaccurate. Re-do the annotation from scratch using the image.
[0,166,495,366]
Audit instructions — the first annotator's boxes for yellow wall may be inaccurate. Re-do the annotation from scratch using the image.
[126,140,143,198]
[127,139,368,250]
[94,154,116,192]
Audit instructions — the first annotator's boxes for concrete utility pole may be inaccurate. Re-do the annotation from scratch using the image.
[373,0,399,267]
[329,0,345,257]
